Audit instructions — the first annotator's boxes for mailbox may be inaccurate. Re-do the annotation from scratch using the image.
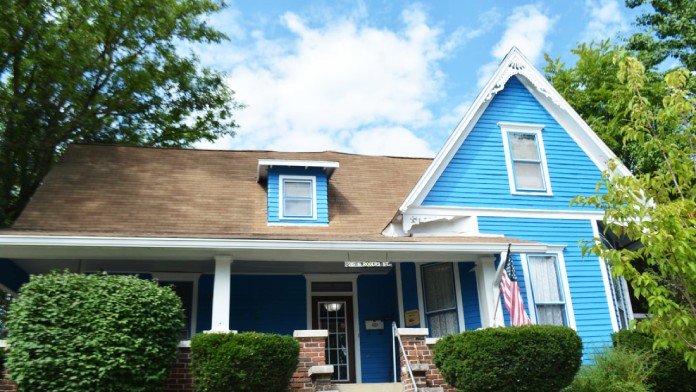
[365,320,384,330]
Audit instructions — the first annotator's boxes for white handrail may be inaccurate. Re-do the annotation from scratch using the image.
[392,322,418,391]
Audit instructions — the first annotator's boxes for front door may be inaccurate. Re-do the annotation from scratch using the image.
[312,296,356,383]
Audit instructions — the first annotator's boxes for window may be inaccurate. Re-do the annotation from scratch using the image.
[526,255,567,326]
[279,176,316,220]
[500,123,552,195]
[422,263,458,337]
[610,272,632,329]
[0,284,15,339]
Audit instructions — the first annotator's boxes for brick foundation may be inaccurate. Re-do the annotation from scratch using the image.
[290,330,333,392]
[164,345,194,392]
[0,368,17,392]
[398,328,455,392]
[3,333,333,392]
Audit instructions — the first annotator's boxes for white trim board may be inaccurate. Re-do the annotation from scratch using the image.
[0,235,548,252]
[404,206,605,221]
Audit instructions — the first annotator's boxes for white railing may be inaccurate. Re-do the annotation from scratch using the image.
[392,322,418,391]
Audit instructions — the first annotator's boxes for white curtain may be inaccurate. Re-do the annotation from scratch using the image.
[423,264,458,337]
[528,256,565,326]
[510,133,539,160]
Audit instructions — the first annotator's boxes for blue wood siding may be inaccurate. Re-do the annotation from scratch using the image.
[195,274,306,335]
[458,261,482,330]
[399,263,421,327]
[230,275,306,335]
[479,217,614,359]
[268,167,329,224]
[423,76,603,210]
[0,259,28,292]
[358,271,399,383]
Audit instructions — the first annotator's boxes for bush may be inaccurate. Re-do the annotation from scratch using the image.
[433,325,582,392]
[613,329,696,392]
[562,346,653,392]
[6,272,184,391]
[191,331,299,392]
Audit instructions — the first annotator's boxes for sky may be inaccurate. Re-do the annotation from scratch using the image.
[191,0,644,158]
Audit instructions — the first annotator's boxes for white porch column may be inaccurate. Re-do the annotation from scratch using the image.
[210,255,233,332]
[475,256,504,328]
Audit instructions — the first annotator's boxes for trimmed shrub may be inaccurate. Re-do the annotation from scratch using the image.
[433,325,582,392]
[191,331,299,392]
[562,346,653,392]
[613,329,696,392]
[6,272,184,391]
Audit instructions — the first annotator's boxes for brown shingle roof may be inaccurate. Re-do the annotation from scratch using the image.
[12,144,434,239]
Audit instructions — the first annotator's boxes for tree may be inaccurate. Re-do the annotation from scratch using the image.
[544,41,666,174]
[574,57,696,370]
[0,0,240,227]
[626,0,696,70]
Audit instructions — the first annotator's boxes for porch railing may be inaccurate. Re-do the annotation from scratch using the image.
[392,322,418,391]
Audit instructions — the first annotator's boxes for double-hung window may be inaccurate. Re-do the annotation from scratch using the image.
[526,255,567,326]
[279,176,316,220]
[422,263,458,337]
[500,123,552,195]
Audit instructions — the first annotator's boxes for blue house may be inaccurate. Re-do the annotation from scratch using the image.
[0,48,633,386]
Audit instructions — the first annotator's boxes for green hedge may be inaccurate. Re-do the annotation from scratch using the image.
[562,346,653,392]
[6,272,184,391]
[434,325,583,392]
[191,331,299,392]
[613,329,696,392]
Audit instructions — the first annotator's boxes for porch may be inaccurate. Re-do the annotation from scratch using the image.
[0,235,546,385]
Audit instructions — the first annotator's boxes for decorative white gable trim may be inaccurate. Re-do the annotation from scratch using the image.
[484,55,564,109]
[398,47,631,214]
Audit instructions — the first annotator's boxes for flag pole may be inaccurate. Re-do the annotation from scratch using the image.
[492,243,511,327]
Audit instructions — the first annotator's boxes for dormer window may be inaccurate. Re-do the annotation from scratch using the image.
[499,122,552,196]
[280,176,316,220]
[257,158,339,225]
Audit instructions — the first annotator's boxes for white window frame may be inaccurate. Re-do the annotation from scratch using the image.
[279,175,317,220]
[499,122,553,196]
[521,250,576,329]
[420,263,461,337]
[151,272,201,339]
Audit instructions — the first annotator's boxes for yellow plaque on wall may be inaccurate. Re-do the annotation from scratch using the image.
[405,309,420,327]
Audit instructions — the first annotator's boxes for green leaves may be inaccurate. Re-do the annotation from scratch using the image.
[434,325,583,392]
[574,57,696,370]
[191,332,300,392]
[5,272,184,391]
[0,0,241,227]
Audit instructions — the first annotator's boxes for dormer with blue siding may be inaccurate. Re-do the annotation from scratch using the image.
[257,159,339,225]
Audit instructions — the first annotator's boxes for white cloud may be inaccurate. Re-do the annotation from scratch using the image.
[477,4,556,87]
[194,5,476,157]
[349,126,434,157]
[582,0,629,42]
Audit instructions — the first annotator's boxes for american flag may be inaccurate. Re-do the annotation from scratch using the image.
[500,247,532,326]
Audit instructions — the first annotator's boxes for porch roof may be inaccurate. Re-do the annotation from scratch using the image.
[0,232,545,263]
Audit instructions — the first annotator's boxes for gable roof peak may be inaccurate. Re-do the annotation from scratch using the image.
[483,47,564,108]
[398,46,630,214]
